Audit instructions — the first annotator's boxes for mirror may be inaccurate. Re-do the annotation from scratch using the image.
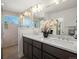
[21,1,77,39]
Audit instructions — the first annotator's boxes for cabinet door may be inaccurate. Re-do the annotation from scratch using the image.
[33,56,38,59]
[43,44,77,59]
[23,42,28,57]
[28,44,32,59]
[33,47,41,59]
[23,37,32,44]
[43,52,57,59]
[68,54,77,59]
[33,40,41,49]
[23,42,32,59]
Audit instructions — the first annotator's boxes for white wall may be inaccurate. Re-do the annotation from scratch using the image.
[2,10,19,16]
[46,7,77,34]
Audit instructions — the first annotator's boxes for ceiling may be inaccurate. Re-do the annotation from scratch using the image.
[1,0,77,14]
[1,0,39,13]
[43,0,77,13]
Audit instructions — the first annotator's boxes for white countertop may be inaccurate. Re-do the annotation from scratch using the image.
[23,32,77,54]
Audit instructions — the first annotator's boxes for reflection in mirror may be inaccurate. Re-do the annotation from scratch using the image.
[40,18,64,35]
[20,3,77,39]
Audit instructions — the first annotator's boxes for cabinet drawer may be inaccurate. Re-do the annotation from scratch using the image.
[43,52,57,59]
[43,44,77,59]
[33,47,41,59]
[33,40,41,49]
[33,56,38,59]
[23,36,32,44]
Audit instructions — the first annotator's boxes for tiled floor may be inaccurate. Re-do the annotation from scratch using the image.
[3,45,19,59]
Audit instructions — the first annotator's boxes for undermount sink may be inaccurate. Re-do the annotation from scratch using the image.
[49,37,76,46]
[49,35,76,41]
[33,34,77,46]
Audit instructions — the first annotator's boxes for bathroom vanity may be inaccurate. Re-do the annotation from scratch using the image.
[23,33,77,59]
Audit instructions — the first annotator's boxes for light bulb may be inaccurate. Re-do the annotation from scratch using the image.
[24,11,28,16]
[54,0,59,4]
[32,4,43,13]
[20,15,23,19]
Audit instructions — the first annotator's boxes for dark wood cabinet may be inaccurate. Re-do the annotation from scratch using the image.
[23,42,28,57]
[43,52,57,59]
[33,47,41,59]
[33,55,38,59]
[23,36,77,59]
[33,40,41,49]
[28,44,32,59]
[33,40,42,59]
[23,37,32,44]
[23,37,32,59]
[43,43,77,59]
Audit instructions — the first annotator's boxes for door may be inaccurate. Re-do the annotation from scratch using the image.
[2,16,18,47]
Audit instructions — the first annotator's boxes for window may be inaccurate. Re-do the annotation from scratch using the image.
[23,16,34,28]
[3,16,19,25]
[2,16,19,30]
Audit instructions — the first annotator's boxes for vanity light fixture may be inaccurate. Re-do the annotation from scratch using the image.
[24,11,31,17]
[24,11,28,16]
[20,15,23,19]
[37,4,43,12]
[32,4,43,13]
[19,15,24,20]
[32,5,38,13]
